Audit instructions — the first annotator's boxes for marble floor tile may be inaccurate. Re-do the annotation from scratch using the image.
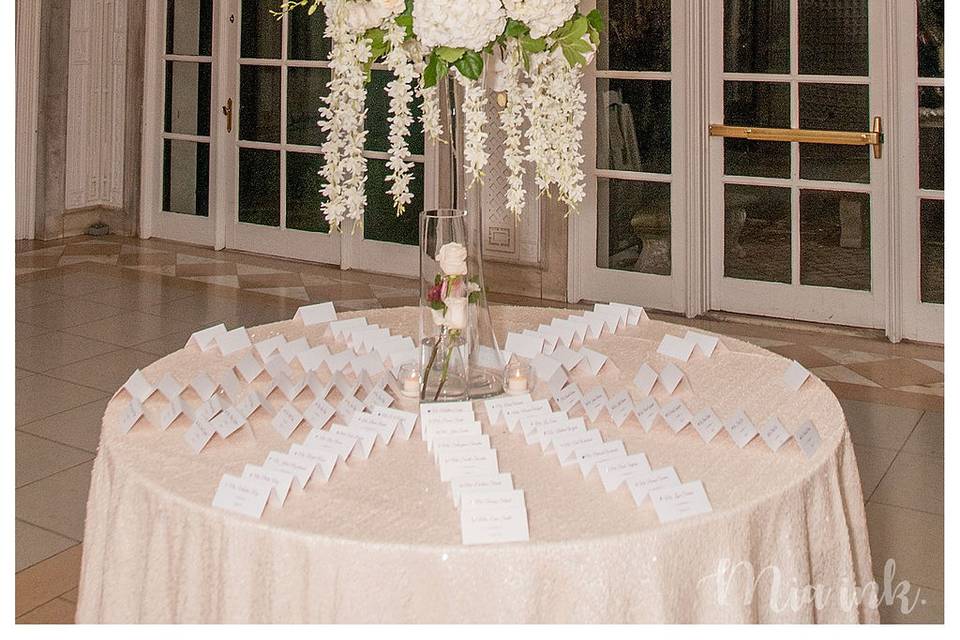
[16,331,119,373]
[847,358,943,389]
[16,462,95,540]
[839,399,923,451]
[16,597,77,624]
[852,444,897,500]
[45,349,160,394]
[15,433,94,488]
[870,451,943,515]
[901,411,943,458]
[15,520,78,572]
[16,375,106,426]
[62,311,197,348]
[866,502,943,591]
[18,398,110,453]
[15,298,123,330]
[15,544,83,617]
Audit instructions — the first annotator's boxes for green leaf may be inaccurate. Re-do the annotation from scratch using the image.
[436,46,466,63]
[562,16,588,43]
[566,38,594,54]
[423,51,449,88]
[586,9,604,33]
[395,13,414,39]
[429,300,446,311]
[468,291,482,305]
[505,19,528,38]
[561,44,587,67]
[521,35,546,53]
[454,50,484,80]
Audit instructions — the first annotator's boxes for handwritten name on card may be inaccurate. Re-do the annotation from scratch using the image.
[271,402,304,439]
[184,418,217,454]
[575,440,627,476]
[724,409,759,448]
[460,505,529,545]
[212,474,271,519]
[633,397,660,432]
[264,451,314,488]
[627,466,681,506]
[580,386,608,422]
[241,464,293,507]
[440,449,499,482]
[303,427,357,461]
[783,360,811,392]
[606,391,634,427]
[650,480,713,523]
[794,420,822,458]
[373,407,417,440]
[541,418,589,454]
[759,417,792,452]
[692,407,724,443]
[597,453,652,492]
[452,473,514,507]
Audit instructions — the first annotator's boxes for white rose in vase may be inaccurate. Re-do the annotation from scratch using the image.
[436,242,468,276]
[444,296,469,330]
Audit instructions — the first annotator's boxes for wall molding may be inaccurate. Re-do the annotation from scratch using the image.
[15,0,42,240]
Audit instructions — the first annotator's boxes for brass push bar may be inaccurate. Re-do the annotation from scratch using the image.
[709,116,884,159]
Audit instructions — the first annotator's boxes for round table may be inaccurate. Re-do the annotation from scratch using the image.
[76,306,877,623]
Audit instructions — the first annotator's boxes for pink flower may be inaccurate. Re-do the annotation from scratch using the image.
[427,283,443,303]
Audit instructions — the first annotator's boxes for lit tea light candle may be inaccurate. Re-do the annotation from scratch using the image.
[398,363,421,398]
[504,362,533,395]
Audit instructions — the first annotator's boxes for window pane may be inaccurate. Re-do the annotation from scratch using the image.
[598,0,670,72]
[799,0,869,76]
[918,0,944,78]
[920,199,944,303]
[363,159,422,245]
[919,86,944,190]
[239,65,281,143]
[166,0,213,56]
[364,70,425,156]
[289,5,330,61]
[288,67,330,147]
[799,83,870,183]
[724,184,791,283]
[799,190,870,291]
[596,79,671,174]
[241,0,281,59]
[286,152,330,233]
[238,148,280,226]
[724,0,790,74]
[724,81,791,178]
[164,62,211,136]
[596,179,670,276]
[163,139,209,216]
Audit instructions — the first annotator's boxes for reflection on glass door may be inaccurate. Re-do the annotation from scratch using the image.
[709,0,885,327]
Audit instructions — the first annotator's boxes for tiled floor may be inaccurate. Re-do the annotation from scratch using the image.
[14,235,944,623]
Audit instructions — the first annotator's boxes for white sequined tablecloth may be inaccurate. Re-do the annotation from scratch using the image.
[76,306,876,623]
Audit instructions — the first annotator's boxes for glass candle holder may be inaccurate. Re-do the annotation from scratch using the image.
[398,363,421,398]
[503,361,534,396]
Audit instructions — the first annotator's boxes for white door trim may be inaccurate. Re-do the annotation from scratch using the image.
[15,0,42,240]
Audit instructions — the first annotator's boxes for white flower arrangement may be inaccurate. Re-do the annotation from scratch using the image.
[275,0,603,230]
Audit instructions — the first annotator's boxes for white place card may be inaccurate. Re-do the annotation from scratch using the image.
[657,334,696,362]
[554,383,583,414]
[119,399,145,433]
[593,303,629,330]
[330,424,376,458]
[633,397,660,432]
[303,428,357,462]
[608,302,648,325]
[627,466,681,506]
[759,417,792,452]
[363,387,394,410]
[460,504,529,545]
[783,360,811,392]
[374,336,417,362]
[503,399,552,432]
[274,372,307,401]
[452,473,513,507]
[294,301,336,326]
[356,371,379,395]
[578,347,609,376]
[211,406,247,438]
[531,353,563,381]
[216,327,252,356]
[359,328,392,354]
[264,451,314,488]
[254,335,287,361]
[158,397,188,430]
[296,345,331,373]
[606,391,634,428]
[541,418,589,454]
[271,402,304,439]
[650,480,713,523]
[580,386,608,422]
[633,363,659,396]
[235,353,264,383]
[420,400,474,416]
[662,399,695,434]
[684,330,720,357]
[461,489,526,513]
[692,407,724,444]
[425,420,483,445]
[303,397,336,429]
[332,372,360,399]
[658,363,685,394]
[329,316,367,339]
[575,439,626,476]
[325,349,354,374]
[190,373,217,402]
[794,420,822,458]
[504,332,543,359]
[119,369,154,402]
[598,453,652,492]
[724,409,759,448]
[217,369,243,403]
[544,366,568,397]
[242,464,293,507]
[420,410,477,439]
[518,412,567,446]
[535,324,560,353]
[440,449,499,482]
[585,308,621,334]
[288,443,337,482]
[305,373,333,401]
[353,353,386,377]
[186,323,227,352]
[373,406,417,440]
[212,474,270,519]
[234,390,265,419]
[184,417,217,454]
[569,314,604,339]
[484,393,531,424]
[278,337,310,364]
[433,435,491,464]
[549,318,579,347]
[194,396,223,423]
[349,412,399,446]
[336,395,366,424]
[264,354,294,381]
[549,344,583,372]
[156,373,184,402]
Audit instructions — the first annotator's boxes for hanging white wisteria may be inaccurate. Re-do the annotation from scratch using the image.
[275,0,603,230]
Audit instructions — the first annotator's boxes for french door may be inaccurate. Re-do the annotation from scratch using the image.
[142,0,432,277]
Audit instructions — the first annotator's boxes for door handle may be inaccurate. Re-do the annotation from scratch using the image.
[222,98,233,133]
[709,115,884,159]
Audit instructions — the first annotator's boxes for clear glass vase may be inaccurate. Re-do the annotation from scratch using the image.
[419,209,504,402]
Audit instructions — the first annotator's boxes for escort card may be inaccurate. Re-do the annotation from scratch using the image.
[650,480,713,523]
[535,324,561,353]
[120,369,154,402]
[186,323,227,352]
[531,353,563,381]
[373,407,417,440]
[234,390,265,419]
[235,353,264,383]
[278,337,310,363]
[657,334,696,362]
[460,503,529,545]
[255,335,286,361]
[156,373,184,402]
[484,393,531,423]
[425,419,483,445]
[661,399,692,433]
[264,354,294,381]
[336,395,366,424]
[356,371,380,395]
[158,397,188,430]
[585,308,621,334]
[598,453,652,492]
[288,443,337,482]
[658,363,685,394]
[433,435,492,464]
[332,371,360,399]
[519,412,570,446]
[549,344,583,371]
[606,391,634,428]
[608,302,647,325]
[503,399,552,431]
[633,363,659,396]
[325,349,354,374]
[194,396,223,423]
[569,314,604,339]
[724,409,759,448]
[544,366,569,397]
[363,387,394,410]
[580,386,608,422]
[184,417,217,454]
[242,464,293,507]
[633,397,660,432]
[271,402,304,439]
[593,303,629,330]
[440,448,499,482]
[349,412,399,446]
[374,336,417,362]
[684,330,720,357]
[452,473,513,507]
[554,383,583,414]
[190,373,217,402]
[360,328,393,354]
[575,439,626,476]
[216,327,252,356]
[297,345,331,373]
[294,301,336,326]
[218,369,243,403]
[420,400,474,416]
[119,399,145,433]
[330,424,376,458]
[794,420,822,458]
[212,474,270,519]
[692,407,724,443]
[211,406,247,438]
[627,466,680,506]
[783,360,811,392]
[328,316,367,340]
[303,428,357,462]
[578,347,608,376]
[549,318,580,346]
[274,373,307,401]
[759,416,792,452]
[541,418,589,454]
[303,397,336,429]
[461,489,526,513]
[504,332,543,359]
[353,353,386,377]
[264,451,314,488]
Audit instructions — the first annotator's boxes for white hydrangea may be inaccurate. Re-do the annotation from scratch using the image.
[412,0,506,51]
[503,0,577,39]
[343,0,405,33]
